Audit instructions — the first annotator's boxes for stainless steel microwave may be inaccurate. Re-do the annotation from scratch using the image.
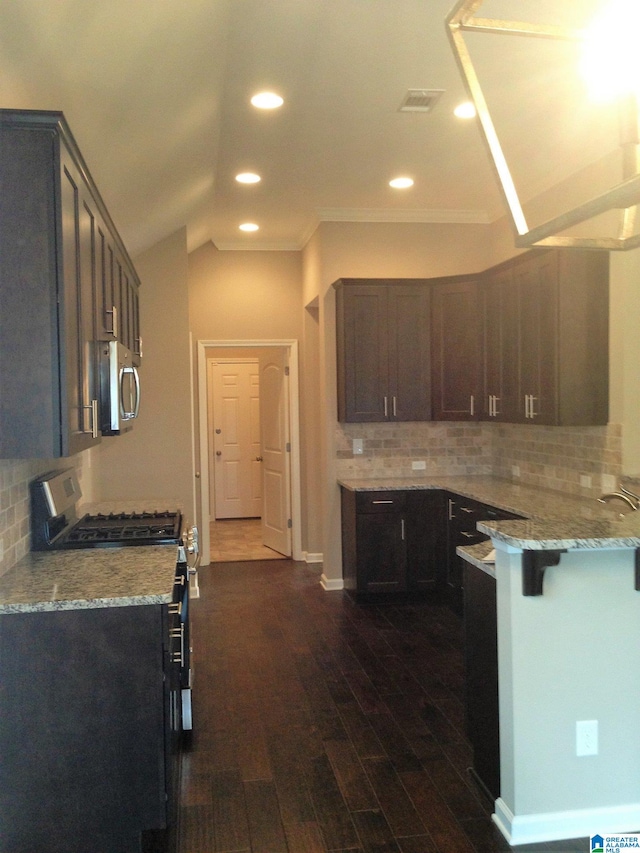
[99,341,140,435]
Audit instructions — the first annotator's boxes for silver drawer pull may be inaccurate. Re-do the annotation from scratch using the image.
[460,531,477,538]
[460,506,475,513]
[372,500,394,504]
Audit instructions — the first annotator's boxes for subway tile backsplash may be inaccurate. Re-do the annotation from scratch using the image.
[336,421,622,499]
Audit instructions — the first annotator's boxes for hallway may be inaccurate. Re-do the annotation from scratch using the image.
[177,560,587,853]
[209,518,284,563]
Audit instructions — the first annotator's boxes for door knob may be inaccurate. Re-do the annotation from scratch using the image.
[216,451,222,456]
[256,456,263,462]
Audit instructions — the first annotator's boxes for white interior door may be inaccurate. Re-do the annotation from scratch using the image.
[209,360,262,519]
[259,350,292,556]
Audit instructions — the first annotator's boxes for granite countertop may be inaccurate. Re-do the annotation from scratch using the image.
[338,475,640,551]
[0,545,179,614]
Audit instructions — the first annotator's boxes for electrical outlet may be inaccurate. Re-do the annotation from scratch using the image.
[352,438,364,455]
[601,474,616,492]
[512,466,520,478]
[580,475,592,489]
[576,720,598,756]
[412,460,426,471]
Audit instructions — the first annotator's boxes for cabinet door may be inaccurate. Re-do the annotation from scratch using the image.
[59,150,100,455]
[431,279,482,420]
[337,285,389,421]
[356,511,407,593]
[405,490,446,591]
[387,285,431,421]
[464,562,500,799]
[516,252,558,424]
[482,269,519,422]
[95,219,118,341]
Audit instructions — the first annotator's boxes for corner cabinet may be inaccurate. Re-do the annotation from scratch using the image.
[334,279,431,422]
[431,276,483,421]
[0,109,141,458]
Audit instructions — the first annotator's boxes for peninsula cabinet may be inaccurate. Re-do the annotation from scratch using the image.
[340,488,446,596]
[484,248,609,426]
[334,279,431,422]
[0,109,141,458]
[431,277,483,421]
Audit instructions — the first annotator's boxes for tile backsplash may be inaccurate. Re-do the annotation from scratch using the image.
[336,421,622,498]
[0,453,92,578]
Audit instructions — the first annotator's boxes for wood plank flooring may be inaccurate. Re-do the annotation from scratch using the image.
[177,560,588,853]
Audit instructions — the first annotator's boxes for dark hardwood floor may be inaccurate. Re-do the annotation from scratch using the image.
[177,560,587,853]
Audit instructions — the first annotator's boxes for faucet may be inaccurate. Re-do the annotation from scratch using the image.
[597,485,640,511]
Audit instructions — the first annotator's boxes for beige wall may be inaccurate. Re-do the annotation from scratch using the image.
[97,227,194,519]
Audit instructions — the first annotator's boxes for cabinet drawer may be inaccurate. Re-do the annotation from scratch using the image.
[356,492,407,513]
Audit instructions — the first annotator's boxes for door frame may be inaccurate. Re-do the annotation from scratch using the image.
[197,339,302,564]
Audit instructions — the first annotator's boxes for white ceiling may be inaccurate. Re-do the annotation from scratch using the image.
[0,0,620,255]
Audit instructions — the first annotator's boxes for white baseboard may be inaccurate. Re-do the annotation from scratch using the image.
[303,551,323,564]
[493,797,640,846]
[320,573,344,591]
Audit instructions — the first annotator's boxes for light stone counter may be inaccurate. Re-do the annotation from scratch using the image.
[338,475,640,550]
[0,545,179,614]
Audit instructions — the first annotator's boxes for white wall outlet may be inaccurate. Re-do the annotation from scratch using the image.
[580,475,592,489]
[412,460,426,471]
[601,474,616,493]
[512,466,520,478]
[576,719,598,756]
[352,438,364,455]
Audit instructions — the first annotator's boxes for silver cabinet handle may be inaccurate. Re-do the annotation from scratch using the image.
[460,531,477,538]
[493,396,500,416]
[383,396,388,418]
[488,394,493,417]
[470,395,475,417]
[448,499,455,520]
[83,399,99,438]
[106,304,118,338]
[529,396,538,418]
[524,394,530,418]
[136,335,143,358]
[460,506,475,513]
[372,500,394,504]
[392,396,397,417]
[401,518,405,540]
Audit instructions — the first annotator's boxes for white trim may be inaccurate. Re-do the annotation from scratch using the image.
[320,574,344,591]
[197,339,302,565]
[304,552,323,564]
[493,797,640,847]
[315,207,491,224]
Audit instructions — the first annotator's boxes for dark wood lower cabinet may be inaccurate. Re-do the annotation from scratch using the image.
[341,488,446,597]
[464,562,500,801]
[0,604,178,853]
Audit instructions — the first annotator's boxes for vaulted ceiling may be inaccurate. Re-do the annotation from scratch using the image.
[0,0,619,255]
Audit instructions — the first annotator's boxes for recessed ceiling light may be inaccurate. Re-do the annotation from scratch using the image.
[239,222,259,232]
[454,101,476,119]
[250,92,284,109]
[235,172,261,184]
[389,177,414,189]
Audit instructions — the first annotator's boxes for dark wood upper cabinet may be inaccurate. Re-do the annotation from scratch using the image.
[0,109,141,458]
[431,277,483,421]
[335,279,431,422]
[485,249,609,426]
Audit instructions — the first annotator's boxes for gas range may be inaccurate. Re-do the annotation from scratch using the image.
[30,469,183,551]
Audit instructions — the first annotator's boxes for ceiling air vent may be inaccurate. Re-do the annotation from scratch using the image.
[399,89,445,113]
